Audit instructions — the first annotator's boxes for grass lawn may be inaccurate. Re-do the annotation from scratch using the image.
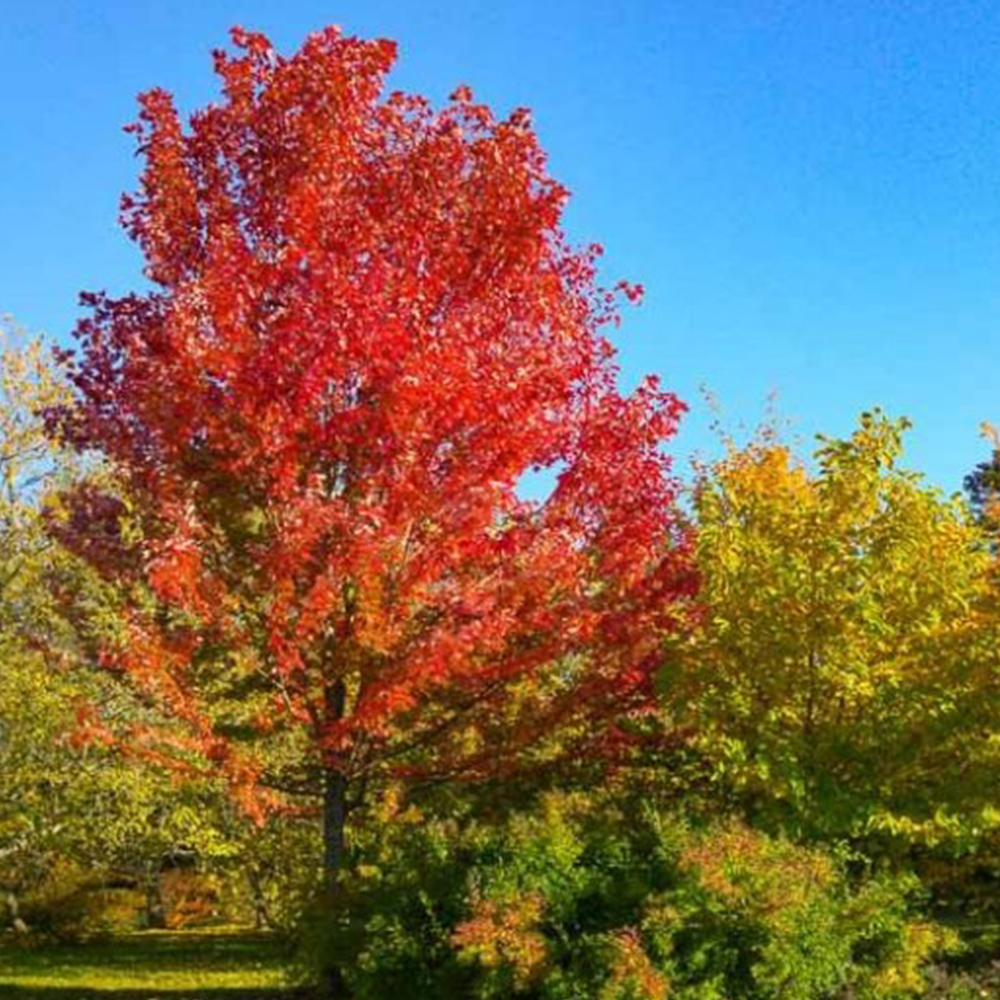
[0,928,302,998]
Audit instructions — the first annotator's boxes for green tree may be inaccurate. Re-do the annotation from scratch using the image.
[963,423,1000,536]
[0,323,246,934]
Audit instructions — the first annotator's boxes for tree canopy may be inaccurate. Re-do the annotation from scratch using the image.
[47,27,695,878]
[662,412,1000,848]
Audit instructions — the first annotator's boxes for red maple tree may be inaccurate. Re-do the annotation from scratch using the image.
[49,26,694,875]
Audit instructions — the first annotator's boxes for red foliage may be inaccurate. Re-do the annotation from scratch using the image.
[48,26,695,813]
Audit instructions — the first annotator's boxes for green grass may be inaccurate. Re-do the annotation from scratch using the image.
[0,928,303,998]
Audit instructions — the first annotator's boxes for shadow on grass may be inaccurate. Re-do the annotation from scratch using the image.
[0,930,311,998]
[0,991,307,999]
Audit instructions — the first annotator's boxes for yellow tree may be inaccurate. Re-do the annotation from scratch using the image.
[0,321,75,632]
[0,322,111,923]
[663,411,1000,849]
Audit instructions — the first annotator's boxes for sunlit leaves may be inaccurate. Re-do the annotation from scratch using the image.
[664,411,1000,846]
[48,26,693,813]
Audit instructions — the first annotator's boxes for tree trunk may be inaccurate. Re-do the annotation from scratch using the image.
[321,678,350,996]
[322,679,348,876]
[6,891,27,935]
[145,860,166,929]
[323,768,348,868]
[246,865,271,930]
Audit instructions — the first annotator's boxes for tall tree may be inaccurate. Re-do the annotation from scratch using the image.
[48,25,693,900]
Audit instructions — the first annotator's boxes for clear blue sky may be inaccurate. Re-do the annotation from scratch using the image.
[3,1,999,493]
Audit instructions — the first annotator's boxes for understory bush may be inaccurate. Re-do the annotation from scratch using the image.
[297,792,954,999]
[15,858,145,942]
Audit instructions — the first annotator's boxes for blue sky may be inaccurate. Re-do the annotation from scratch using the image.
[3,1,999,493]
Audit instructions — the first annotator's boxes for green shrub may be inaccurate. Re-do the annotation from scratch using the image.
[295,793,952,998]
[18,858,145,941]
[294,803,480,998]
[234,817,321,933]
